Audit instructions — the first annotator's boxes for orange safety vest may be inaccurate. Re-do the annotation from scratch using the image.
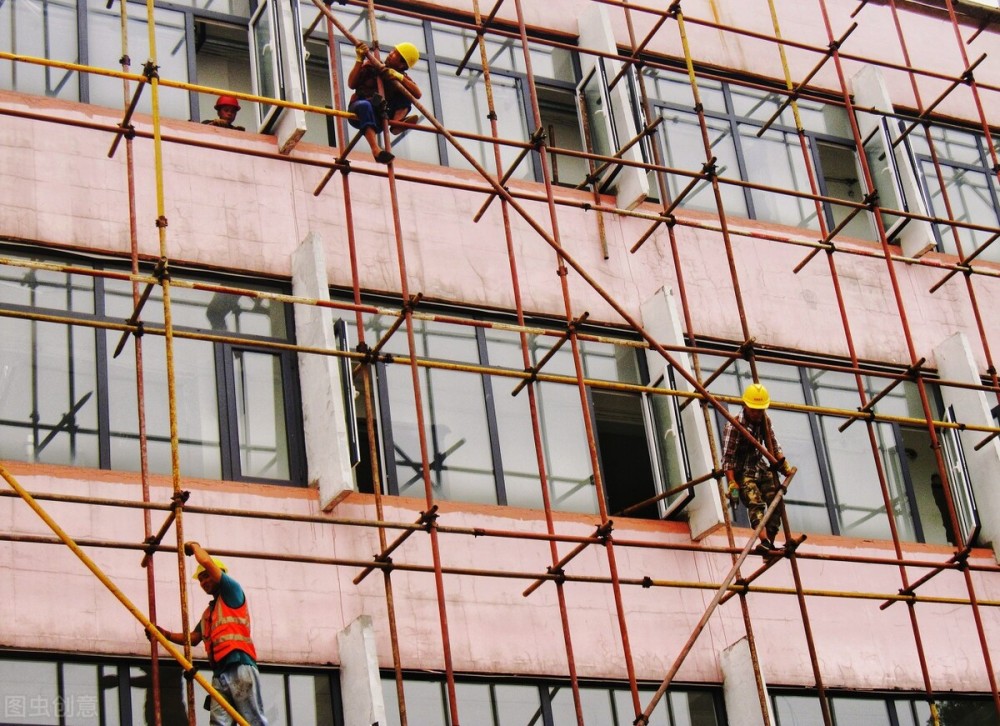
[201,595,257,666]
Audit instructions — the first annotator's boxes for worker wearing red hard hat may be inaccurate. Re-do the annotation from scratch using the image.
[722,383,796,555]
[150,542,267,724]
[203,95,246,131]
[348,41,422,163]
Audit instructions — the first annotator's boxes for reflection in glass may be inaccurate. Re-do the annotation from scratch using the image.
[0,0,79,100]
[87,1,189,119]
[234,350,290,480]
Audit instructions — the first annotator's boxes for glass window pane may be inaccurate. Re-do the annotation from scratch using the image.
[831,696,891,726]
[87,0,190,120]
[925,163,1000,264]
[260,673,287,726]
[658,109,747,218]
[112,335,222,479]
[614,688,671,726]
[550,685,614,725]
[130,664,194,725]
[288,673,333,725]
[741,125,817,229]
[456,682,494,725]
[670,689,721,726]
[774,694,826,725]
[731,86,797,129]
[403,680,448,726]
[495,684,543,724]
[644,68,726,115]
[0,318,100,469]
[0,660,59,725]
[0,0,79,100]
[439,69,532,180]
[234,350,291,480]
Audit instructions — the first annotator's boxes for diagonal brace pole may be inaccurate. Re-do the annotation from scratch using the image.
[0,462,251,726]
[353,505,439,585]
[511,312,589,397]
[838,358,924,432]
[108,60,157,159]
[633,469,797,725]
[523,521,613,597]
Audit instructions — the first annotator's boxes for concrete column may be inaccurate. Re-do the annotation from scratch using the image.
[721,637,775,726]
[640,286,724,539]
[934,332,1000,561]
[338,615,387,726]
[292,232,355,509]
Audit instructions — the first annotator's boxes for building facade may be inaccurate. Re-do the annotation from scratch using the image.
[1,0,1000,724]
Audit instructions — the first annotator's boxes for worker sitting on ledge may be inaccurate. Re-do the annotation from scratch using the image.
[348,40,422,164]
[151,542,268,725]
[203,95,246,131]
[722,383,796,556]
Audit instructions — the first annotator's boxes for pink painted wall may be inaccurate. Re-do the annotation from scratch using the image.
[0,465,996,693]
[1,90,998,371]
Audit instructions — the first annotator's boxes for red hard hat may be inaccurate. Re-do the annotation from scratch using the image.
[215,95,241,111]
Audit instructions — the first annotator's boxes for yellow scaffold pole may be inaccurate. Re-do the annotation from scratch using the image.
[0,463,250,726]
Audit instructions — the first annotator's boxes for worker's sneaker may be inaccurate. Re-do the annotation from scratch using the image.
[390,115,419,135]
[753,538,779,556]
[375,149,395,164]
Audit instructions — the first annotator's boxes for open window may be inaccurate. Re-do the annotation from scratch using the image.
[860,116,910,240]
[575,3,649,209]
[940,406,981,547]
[249,0,308,152]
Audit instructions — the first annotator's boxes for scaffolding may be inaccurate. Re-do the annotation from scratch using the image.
[1,0,1000,724]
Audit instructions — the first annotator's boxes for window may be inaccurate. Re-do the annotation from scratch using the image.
[773,691,999,726]
[380,674,723,726]
[345,308,685,518]
[0,653,339,725]
[314,4,585,183]
[0,249,305,485]
[0,0,79,101]
[704,354,951,543]
[909,124,1000,263]
[644,69,873,239]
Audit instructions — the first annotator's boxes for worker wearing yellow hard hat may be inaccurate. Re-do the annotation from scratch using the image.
[348,39,423,163]
[149,542,268,724]
[721,383,796,555]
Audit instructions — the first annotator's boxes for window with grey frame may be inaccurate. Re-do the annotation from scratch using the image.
[773,689,998,726]
[380,673,724,726]
[704,354,953,544]
[316,4,588,185]
[642,67,876,240]
[908,123,1000,264]
[0,249,306,486]
[343,308,688,519]
[0,652,341,725]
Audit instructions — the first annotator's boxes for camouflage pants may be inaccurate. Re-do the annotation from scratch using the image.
[739,470,782,542]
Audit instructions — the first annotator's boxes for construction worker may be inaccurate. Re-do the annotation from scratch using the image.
[348,40,422,164]
[204,95,246,131]
[152,542,268,725]
[722,383,795,555]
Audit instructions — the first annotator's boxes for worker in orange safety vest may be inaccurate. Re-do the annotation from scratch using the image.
[153,541,268,725]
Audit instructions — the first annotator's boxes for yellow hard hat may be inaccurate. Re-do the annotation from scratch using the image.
[395,42,420,69]
[742,383,770,410]
[192,557,228,580]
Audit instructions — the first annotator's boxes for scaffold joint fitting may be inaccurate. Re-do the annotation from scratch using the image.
[141,60,159,81]
[547,566,566,584]
[667,1,681,18]
[634,714,651,725]
[595,520,614,542]
[862,190,880,209]
[473,528,486,537]
[153,257,169,281]
[556,266,568,277]
[419,505,439,531]
[155,216,169,230]
[641,576,653,589]
[133,320,145,339]
[118,55,130,66]
[701,160,718,179]
[182,664,199,681]
[487,111,498,121]
[961,68,975,84]
[171,490,190,509]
